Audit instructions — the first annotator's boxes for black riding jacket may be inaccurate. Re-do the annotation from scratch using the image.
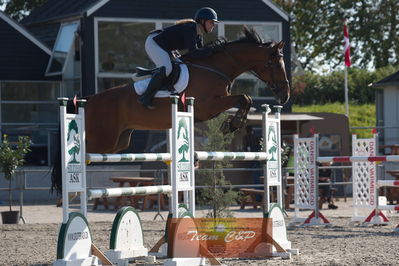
[152,22,212,58]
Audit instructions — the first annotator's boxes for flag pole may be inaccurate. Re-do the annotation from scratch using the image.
[343,19,351,117]
[344,66,349,117]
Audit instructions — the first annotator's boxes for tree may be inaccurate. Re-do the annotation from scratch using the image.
[0,0,46,21]
[196,114,238,218]
[274,0,399,71]
[177,119,189,162]
[0,135,31,212]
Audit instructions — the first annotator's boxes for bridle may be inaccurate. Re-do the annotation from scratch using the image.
[261,51,290,91]
[183,43,288,93]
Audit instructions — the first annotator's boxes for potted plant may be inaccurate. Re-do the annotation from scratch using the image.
[0,134,30,224]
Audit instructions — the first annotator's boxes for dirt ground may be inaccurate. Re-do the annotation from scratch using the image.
[1,199,398,265]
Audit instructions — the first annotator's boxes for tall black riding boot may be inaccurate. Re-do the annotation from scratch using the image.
[137,66,166,110]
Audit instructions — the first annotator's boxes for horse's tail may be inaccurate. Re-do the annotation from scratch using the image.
[51,126,62,196]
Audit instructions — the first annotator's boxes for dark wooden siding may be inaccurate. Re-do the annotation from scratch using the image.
[0,19,53,80]
[81,17,96,96]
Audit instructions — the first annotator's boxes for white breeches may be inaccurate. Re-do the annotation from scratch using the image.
[145,33,173,76]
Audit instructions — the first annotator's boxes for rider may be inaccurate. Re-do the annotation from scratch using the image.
[137,7,218,109]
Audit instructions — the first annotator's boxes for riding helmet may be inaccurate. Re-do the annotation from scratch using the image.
[194,7,218,22]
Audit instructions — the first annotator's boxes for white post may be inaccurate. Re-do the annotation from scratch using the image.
[171,96,179,218]
[59,98,69,224]
[262,104,271,214]
[59,97,87,224]
[275,106,283,208]
[187,97,195,216]
[170,96,195,218]
[314,134,320,220]
[78,100,87,218]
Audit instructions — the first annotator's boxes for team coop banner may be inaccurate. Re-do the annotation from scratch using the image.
[168,218,274,258]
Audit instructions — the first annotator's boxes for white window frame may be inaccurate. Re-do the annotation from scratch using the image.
[45,21,80,76]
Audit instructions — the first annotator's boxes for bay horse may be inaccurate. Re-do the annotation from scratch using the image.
[51,27,289,194]
[86,26,290,154]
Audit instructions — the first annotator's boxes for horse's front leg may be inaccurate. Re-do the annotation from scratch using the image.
[196,94,252,133]
[220,94,253,133]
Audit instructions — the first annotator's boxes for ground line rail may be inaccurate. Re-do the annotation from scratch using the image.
[317,155,399,163]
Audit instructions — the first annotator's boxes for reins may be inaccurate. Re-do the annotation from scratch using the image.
[183,62,232,92]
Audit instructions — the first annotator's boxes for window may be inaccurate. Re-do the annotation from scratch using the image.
[0,81,61,165]
[98,21,155,74]
[46,23,79,76]
[96,20,156,92]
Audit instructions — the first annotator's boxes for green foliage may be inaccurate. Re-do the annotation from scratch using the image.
[292,66,397,105]
[292,103,376,138]
[273,0,399,71]
[196,114,239,218]
[0,135,31,180]
[1,0,46,21]
[0,134,31,211]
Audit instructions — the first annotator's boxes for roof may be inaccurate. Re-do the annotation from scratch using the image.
[372,70,399,88]
[0,11,51,54]
[0,11,55,80]
[262,0,290,21]
[22,0,100,25]
[22,0,289,25]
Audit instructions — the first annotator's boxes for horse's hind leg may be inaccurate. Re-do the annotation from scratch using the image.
[113,129,134,153]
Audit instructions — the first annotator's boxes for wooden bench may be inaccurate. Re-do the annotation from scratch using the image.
[383,171,399,205]
[239,188,264,209]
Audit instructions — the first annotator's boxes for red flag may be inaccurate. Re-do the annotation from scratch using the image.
[343,21,351,67]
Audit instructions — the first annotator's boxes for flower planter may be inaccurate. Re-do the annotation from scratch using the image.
[1,211,19,224]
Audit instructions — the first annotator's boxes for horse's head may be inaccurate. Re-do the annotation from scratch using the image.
[222,27,290,105]
[251,41,290,105]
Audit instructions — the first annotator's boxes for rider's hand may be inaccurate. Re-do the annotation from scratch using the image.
[172,50,181,58]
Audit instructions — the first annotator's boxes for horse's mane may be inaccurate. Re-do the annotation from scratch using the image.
[205,26,275,53]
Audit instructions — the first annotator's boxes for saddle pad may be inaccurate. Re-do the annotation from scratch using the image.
[134,64,189,97]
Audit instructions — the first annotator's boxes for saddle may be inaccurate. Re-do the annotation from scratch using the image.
[132,61,181,91]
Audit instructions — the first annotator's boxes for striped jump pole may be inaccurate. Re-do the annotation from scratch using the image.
[195,151,267,161]
[318,155,399,163]
[88,185,173,199]
[377,180,399,187]
[86,153,171,163]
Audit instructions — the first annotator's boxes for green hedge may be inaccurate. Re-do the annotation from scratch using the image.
[293,103,375,138]
[292,66,397,105]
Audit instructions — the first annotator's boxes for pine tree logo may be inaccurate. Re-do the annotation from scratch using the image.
[177,118,189,162]
[67,120,80,164]
[268,125,277,161]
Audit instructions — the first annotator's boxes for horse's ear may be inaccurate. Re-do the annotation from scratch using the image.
[277,41,285,49]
